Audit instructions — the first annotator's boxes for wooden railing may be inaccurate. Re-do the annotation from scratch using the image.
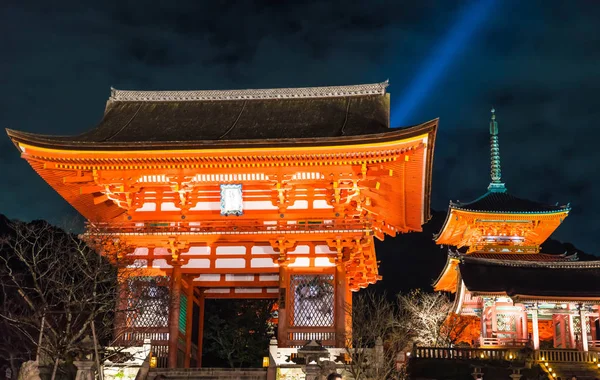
[120,330,169,343]
[479,337,529,347]
[413,346,518,361]
[151,343,169,368]
[536,349,600,363]
[413,346,600,363]
[87,219,371,235]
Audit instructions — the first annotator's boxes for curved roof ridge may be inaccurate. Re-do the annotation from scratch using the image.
[109,81,389,103]
[449,190,570,214]
[6,118,438,151]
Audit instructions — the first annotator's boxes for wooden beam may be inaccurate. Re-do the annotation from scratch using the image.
[203,292,278,299]
[64,175,94,183]
[93,194,109,205]
[80,185,104,195]
[191,281,279,288]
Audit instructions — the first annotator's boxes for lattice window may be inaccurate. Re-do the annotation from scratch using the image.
[496,314,516,332]
[179,294,187,334]
[289,274,334,327]
[126,276,170,328]
[573,315,591,335]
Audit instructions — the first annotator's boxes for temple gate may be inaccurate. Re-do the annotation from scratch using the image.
[7,82,437,368]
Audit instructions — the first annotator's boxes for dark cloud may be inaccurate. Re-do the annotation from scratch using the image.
[1,0,599,251]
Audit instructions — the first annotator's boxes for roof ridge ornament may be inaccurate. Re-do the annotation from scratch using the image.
[108,82,389,103]
[487,107,507,193]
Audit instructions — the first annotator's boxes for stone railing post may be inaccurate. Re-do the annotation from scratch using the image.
[509,368,522,380]
[471,366,483,380]
[375,337,384,371]
[73,361,95,380]
[267,338,278,380]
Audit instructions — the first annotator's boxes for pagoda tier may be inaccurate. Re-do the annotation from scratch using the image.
[435,109,569,251]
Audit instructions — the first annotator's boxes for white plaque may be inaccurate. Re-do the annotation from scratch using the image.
[220,184,243,216]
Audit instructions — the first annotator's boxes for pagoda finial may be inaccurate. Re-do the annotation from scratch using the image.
[487,108,506,193]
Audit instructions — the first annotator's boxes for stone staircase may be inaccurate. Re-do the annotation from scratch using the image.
[147,368,268,380]
[543,362,600,380]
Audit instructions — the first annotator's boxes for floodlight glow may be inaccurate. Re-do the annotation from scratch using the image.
[392,0,498,126]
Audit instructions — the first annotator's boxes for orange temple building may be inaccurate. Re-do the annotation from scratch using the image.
[7,82,437,368]
[434,109,600,351]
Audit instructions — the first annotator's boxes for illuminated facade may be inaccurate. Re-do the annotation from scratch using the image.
[7,82,437,367]
[434,109,600,351]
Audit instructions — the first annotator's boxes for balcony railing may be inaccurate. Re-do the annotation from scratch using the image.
[535,349,600,363]
[413,346,518,361]
[478,337,529,348]
[412,346,600,364]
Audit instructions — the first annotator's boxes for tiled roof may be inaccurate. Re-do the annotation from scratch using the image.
[6,82,439,151]
[467,252,578,262]
[459,256,600,298]
[450,191,569,214]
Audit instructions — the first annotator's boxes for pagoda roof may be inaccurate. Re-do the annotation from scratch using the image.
[450,191,570,214]
[466,251,578,262]
[433,250,578,292]
[459,256,600,299]
[4,81,430,151]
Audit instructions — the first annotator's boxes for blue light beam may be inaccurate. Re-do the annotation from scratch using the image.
[392,0,498,126]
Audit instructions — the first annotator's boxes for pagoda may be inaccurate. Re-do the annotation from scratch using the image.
[7,82,437,367]
[434,109,600,351]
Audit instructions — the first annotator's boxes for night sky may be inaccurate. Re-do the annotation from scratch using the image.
[1,1,599,252]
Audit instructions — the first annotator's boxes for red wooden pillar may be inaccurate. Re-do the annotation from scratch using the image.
[567,308,576,348]
[184,281,194,368]
[196,290,205,367]
[335,263,350,347]
[531,306,540,350]
[115,270,130,341]
[580,306,589,352]
[168,263,182,368]
[277,264,289,347]
[520,306,528,341]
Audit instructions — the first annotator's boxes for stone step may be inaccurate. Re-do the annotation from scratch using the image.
[545,362,600,380]
[148,368,267,380]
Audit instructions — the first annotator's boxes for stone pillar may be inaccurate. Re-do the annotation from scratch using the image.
[509,368,522,380]
[531,306,539,350]
[580,306,589,352]
[304,362,320,380]
[267,338,278,380]
[374,337,384,372]
[471,366,483,379]
[73,361,95,380]
[168,263,182,368]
